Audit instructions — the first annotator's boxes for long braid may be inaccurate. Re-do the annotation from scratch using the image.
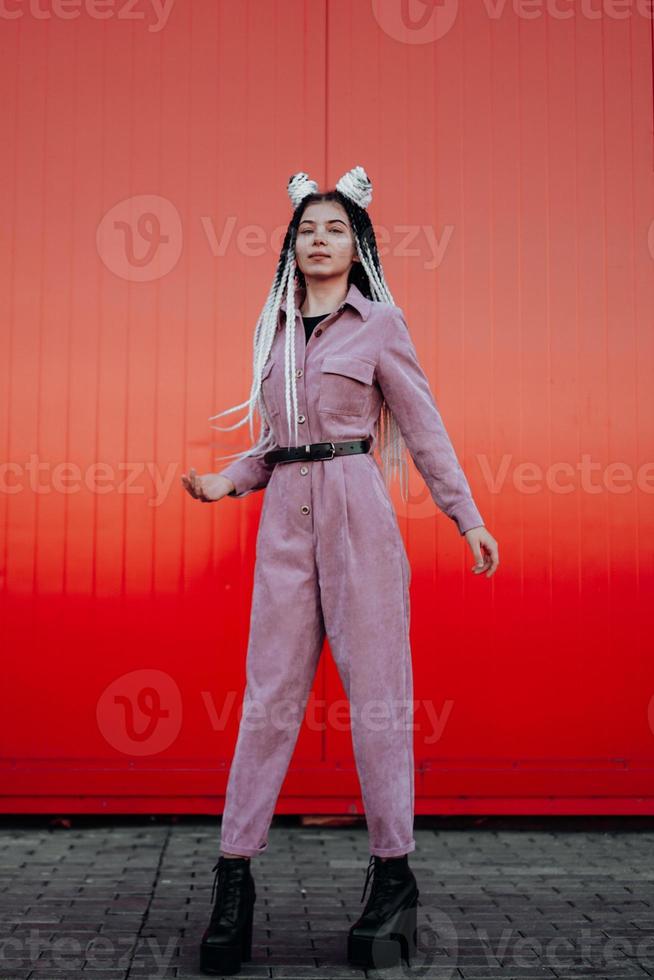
[210,166,411,502]
[208,248,292,458]
[283,253,300,448]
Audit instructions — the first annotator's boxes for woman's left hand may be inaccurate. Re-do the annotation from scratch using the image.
[464,526,499,578]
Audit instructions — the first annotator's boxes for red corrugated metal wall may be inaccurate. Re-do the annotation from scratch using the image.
[1,0,653,813]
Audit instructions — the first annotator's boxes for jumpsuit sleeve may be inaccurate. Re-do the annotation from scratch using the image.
[376,306,485,537]
[216,426,278,498]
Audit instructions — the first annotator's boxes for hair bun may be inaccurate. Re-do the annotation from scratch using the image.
[287,172,319,210]
[335,165,373,209]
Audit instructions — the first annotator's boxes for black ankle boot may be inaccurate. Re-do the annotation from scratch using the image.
[347,854,419,969]
[200,856,256,976]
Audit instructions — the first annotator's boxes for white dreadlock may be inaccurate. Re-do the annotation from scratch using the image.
[209,164,410,501]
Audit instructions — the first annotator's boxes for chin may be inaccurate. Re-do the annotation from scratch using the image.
[302,267,347,281]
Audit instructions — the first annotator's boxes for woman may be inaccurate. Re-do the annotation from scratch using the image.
[182,166,499,974]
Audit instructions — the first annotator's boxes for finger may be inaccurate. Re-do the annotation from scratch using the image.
[182,474,199,499]
[194,476,208,502]
[486,545,500,577]
[472,540,493,574]
[470,541,484,572]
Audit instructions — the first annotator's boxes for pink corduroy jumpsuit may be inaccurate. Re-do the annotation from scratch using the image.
[216,280,484,858]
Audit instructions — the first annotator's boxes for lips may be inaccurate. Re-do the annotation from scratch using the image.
[309,253,330,258]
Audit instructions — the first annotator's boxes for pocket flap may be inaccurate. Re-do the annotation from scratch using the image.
[259,358,274,381]
[320,354,375,386]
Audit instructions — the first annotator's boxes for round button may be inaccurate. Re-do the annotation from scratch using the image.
[301,504,311,515]
[314,329,323,337]
[296,368,303,378]
[298,414,306,423]
[300,466,309,475]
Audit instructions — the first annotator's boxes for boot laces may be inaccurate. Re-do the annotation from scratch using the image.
[209,858,247,912]
[360,855,400,909]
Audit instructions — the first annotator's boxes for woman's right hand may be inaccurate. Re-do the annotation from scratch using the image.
[180,467,235,502]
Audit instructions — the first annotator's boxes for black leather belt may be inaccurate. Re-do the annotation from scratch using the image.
[263,438,371,466]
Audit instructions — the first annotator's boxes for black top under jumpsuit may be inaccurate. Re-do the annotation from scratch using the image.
[302,312,329,344]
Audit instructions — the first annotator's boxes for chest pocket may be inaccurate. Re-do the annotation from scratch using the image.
[318,354,376,417]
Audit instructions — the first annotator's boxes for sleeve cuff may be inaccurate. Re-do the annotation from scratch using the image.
[216,455,272,498]
[216,463,251,498]
[449,500,485,536]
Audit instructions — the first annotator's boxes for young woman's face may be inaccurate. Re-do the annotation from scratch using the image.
[294,201,359,282]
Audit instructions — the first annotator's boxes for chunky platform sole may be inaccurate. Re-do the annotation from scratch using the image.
[347,900,418,969]
[200,897,254,976]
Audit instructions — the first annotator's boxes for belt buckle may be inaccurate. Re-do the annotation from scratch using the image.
[309,441,336,461]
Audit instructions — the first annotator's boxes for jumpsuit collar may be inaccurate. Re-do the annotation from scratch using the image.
[279,279,371,322]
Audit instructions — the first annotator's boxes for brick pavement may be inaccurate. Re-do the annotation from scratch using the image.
[0,815,652,979]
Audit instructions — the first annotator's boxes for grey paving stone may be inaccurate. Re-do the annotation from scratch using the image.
[0,816,653,979]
